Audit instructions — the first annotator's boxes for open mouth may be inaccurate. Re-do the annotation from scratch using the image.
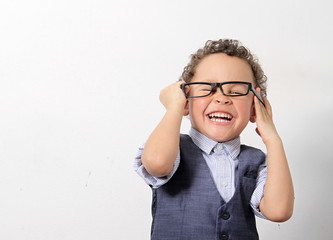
[208,112,233,123]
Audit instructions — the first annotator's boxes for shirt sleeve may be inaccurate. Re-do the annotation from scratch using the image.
[133,144,180,188]
[250,159,267,219]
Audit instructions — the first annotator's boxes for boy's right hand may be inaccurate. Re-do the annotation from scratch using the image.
[159,81,188,113]
[142,81,187,177]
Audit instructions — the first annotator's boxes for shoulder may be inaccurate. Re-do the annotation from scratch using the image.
[240,144,265,155]
[180,133,193,145]
[180,133,190,140]
[240,144,266,163]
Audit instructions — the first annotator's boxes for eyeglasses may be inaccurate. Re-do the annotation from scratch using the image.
[180,81,265,106]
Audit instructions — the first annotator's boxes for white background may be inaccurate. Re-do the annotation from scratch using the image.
[0,0,333,239]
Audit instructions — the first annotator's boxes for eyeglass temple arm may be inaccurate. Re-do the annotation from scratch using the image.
[180,84,189,98]
[251,87,266,107]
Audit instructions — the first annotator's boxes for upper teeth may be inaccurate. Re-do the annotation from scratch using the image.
[209,112,232,119]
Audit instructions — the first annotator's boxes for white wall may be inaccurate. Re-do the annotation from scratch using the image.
[0,0,332,239]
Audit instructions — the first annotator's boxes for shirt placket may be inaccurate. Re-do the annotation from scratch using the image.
[213,143,233,202]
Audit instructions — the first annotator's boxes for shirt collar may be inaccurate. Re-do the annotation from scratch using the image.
[189,127,241,160]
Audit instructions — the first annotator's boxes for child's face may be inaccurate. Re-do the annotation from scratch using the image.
[186,53,256,142]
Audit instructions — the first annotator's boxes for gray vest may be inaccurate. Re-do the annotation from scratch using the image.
[151,134,265,240]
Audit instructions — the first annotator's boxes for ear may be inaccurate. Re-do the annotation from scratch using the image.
[183,100,189,116]
[250,104,256,123]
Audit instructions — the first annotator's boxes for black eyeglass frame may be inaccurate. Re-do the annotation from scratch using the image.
[180,81,265,107]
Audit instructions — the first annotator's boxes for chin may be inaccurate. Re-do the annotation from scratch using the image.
[208,133,239,143]
[209,135,229,143]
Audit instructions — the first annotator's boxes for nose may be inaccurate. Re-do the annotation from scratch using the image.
[213,88,231,105]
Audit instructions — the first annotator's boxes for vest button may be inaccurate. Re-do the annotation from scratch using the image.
[220,233,229,240]
[221,212,230,220]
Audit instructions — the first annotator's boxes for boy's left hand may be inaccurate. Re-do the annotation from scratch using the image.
[253,88,294,222]
[252,88,280,144]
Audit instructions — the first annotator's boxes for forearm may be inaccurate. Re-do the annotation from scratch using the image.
[142,108,183,177]
[260,136,294,222]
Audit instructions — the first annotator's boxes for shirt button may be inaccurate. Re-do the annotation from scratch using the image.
[220,233,229,240]
[221,212,230,220]
[215,144,223,152]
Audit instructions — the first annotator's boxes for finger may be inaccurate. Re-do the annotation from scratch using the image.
[254,88,273,117]
[262,96,272,116]
[177,80,186,87]
[177,80,186,91]
[253,90,264,116]
[253,88,264,110]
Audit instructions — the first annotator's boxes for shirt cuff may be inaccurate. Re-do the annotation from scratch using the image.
[250,160,268,219]
[250,180,267,219]
[133,144,180,188]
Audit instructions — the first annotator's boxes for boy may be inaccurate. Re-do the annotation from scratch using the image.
[134,39,294,240]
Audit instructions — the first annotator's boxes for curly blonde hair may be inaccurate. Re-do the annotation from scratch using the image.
[180,39,267,96]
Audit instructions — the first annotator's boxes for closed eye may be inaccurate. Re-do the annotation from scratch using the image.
[229,90,242,95]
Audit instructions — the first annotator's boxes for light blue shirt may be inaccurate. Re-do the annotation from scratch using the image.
[134,128,267,218]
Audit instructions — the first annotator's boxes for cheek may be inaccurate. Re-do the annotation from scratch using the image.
[188,99,210,127]
[189,98,209,115]
[245,104,254,119]
[235,99,253,118]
